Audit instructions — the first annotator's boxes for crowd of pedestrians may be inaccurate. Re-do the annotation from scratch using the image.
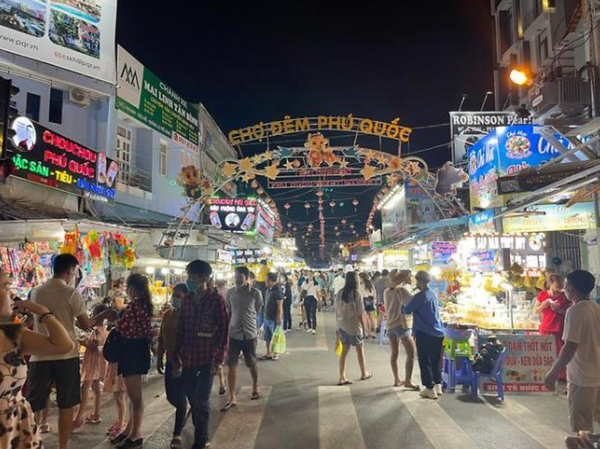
[0,254,599,449]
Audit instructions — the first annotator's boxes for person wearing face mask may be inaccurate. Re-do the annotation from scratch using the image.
[174,260,229,449]
[157,283,189,449]
[27,254,107,449]
[221,267,263,412]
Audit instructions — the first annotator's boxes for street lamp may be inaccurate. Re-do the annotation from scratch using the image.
[509,68,532,87]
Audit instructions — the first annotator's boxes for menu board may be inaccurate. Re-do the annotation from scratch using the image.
[9,117,118,202]
[208,198,257,234]
[482,334,555,393]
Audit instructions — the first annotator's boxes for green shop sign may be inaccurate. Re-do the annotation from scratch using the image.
[117,46,200,151]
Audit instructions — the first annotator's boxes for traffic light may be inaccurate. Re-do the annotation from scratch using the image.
[0,76,19,160]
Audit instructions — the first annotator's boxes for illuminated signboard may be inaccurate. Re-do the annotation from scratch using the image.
[430,241,457,267]
[208,197,257,234]
[9,117,118,202]
[256,204,275,243]
[460,233,546,272]
[232,248,261,265]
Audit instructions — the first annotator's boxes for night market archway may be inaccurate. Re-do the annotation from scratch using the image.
[158,115,468,260]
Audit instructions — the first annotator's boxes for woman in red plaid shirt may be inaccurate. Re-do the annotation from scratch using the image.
[174,260,229,449]
[110,274,153,449]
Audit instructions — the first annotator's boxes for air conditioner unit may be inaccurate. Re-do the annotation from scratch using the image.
[68,89,91,107]
[529,77,591,119]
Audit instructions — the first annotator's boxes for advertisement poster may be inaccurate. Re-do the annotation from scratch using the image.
[450,111,533,165]
[482,334,555,393]
[430,241,457,266]
[256,204,275,243]
[0,0,116,83]
[9,116,118,202]
[381,186,406,241]
[405,180,440,226]
[208,198,256,234]
[468,132,499,212]
[117,46,200,151]
[502,203,596,233]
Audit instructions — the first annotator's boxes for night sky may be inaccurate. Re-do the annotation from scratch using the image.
[117,2,495,263]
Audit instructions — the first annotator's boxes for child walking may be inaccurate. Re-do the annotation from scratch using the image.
[73,304,108,429]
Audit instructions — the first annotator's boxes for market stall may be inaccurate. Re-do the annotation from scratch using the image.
[0,220,138,304]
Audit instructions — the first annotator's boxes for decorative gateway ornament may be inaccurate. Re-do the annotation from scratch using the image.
[304,132,342,167]
[176,165,213,200]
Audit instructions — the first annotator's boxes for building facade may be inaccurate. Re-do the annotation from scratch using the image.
[491,0,595,121]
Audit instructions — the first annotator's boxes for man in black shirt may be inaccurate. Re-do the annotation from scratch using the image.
[261,273,284,361]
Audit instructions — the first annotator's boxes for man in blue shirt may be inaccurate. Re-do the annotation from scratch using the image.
[402,271,445,400]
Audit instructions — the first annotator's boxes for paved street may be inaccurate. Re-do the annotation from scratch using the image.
[42,312,571,449]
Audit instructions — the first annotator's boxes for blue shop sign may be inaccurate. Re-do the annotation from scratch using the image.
[468,125,585,212]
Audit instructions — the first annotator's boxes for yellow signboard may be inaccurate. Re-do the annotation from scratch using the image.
[228,115,412,145]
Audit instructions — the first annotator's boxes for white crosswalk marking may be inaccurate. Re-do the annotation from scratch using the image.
[211,386,272,449]
[483,398,567,449]
[396,391,480,449]
[316,312,329,349]
[90,393,174,449]
[319,386,367,449]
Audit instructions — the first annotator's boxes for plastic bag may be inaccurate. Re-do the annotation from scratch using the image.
[269,326,286,354]
[379,319,388,346]
[334,336,343,356]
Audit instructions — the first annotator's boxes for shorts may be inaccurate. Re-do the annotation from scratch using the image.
[117,338,151,378]
[364,298,375,312]
[27,357,81,411]
[387,327,411,339]
[338,328,363,347]
[568,382,600,432]
[263,320,277,342]
[225,338,258,368]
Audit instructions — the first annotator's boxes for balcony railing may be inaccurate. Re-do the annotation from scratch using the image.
[119,166,152,192]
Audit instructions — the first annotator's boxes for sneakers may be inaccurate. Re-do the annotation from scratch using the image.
[306,328,312,333]
[419,388,438,400]
[434,384,444,396]
[311,329,317,335]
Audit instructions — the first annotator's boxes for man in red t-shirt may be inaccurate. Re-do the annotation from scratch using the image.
[535,273,570,378]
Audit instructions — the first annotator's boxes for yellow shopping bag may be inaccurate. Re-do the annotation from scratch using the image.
[334,335,343,356]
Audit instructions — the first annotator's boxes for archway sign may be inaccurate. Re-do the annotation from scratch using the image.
[158,115,467,256]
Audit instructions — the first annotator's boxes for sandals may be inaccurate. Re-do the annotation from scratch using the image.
[259,355,272,361]
[85,414,102,424]
[110,433,128,445]
[403,383,420,391]
[361,372,374,381]
[117,438,143,449]
[337,380,353,386]
[219,386,226,395]
[220,401,237,412]
[251,391,260,400]
[39,423,51,434]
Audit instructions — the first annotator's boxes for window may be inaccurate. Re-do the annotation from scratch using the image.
[49,88,63,124]
[25,93,40,122]
[116,125,132,185]
[159,140,168,176]
[538,32,549,65]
